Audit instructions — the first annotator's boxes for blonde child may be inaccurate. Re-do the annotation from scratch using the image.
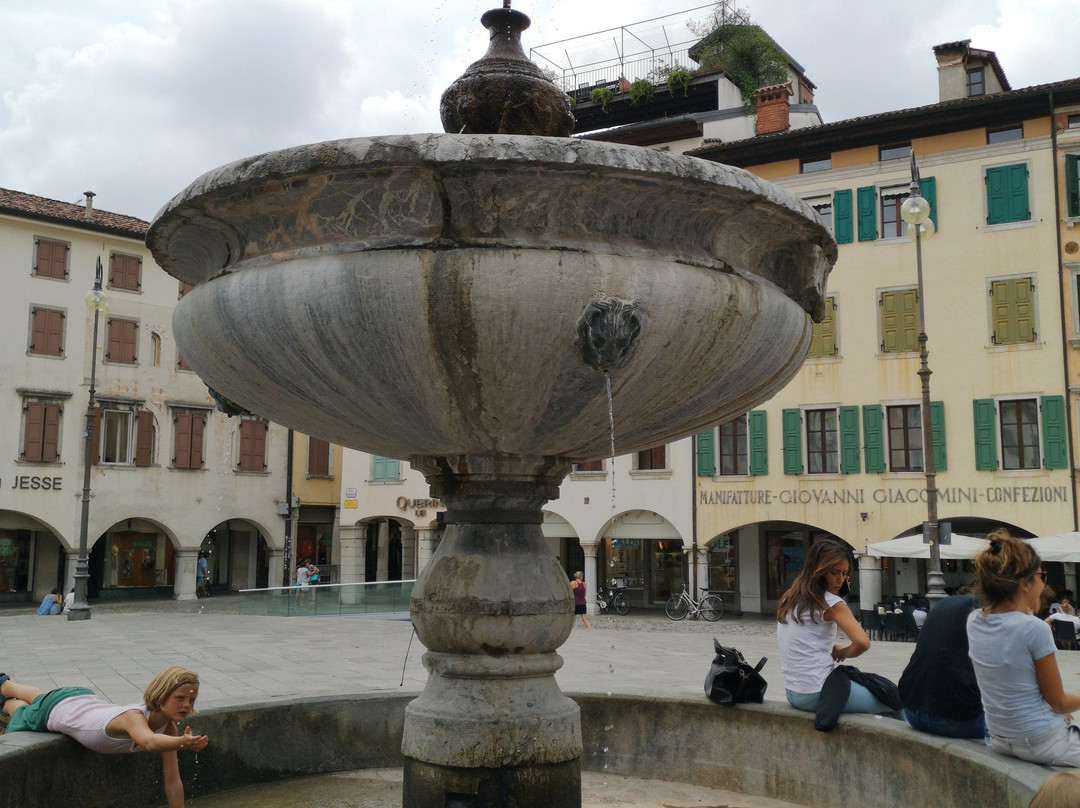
[0,666,208,808]
[1029,770,1080,808]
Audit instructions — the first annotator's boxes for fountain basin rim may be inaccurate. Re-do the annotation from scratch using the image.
[146,132,837,316]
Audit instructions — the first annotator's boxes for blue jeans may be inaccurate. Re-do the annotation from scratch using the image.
[786,684,900,716]
[903,708,986,739]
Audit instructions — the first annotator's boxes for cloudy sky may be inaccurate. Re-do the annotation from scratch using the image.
[1,0,1078,222]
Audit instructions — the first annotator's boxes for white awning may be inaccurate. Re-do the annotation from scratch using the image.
[865,533,989,560]
[1026,533,1080,563]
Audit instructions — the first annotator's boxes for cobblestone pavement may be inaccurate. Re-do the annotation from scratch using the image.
[2,593,1079,712]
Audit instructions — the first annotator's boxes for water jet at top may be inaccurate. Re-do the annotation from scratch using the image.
[146,4,835,806]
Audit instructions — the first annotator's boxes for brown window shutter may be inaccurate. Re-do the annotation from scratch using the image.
[30,307,46,354]
[308,436,330,476]
[179,281,194,299]
[191,413,205,467]
[125,320,138,363]
[47,309,64,356]
[238,419,255,470]
[174,412,191,468]
[106,318,120,360]
[135,410,154,467]
[42,404,61,462]
[35,239,67,279]
[24,401,45,461]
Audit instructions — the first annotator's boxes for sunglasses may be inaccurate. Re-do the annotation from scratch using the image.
[1034,571,1048,582]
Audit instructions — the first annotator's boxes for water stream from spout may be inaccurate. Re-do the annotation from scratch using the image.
[605,372,616,512]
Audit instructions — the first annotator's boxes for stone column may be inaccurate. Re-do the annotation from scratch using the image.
[404,455,579,808]
[581,542,599,615]
[173,548,199,601]
[858,553,883,612]
[267,548,284,590]
[416,526,438,574]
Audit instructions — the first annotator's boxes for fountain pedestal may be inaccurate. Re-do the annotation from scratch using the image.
[403,457,580,807]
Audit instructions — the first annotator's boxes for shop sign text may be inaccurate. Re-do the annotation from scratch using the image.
[699,484,1069,508]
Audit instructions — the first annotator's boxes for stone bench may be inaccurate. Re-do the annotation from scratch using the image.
[0,693,1049,808]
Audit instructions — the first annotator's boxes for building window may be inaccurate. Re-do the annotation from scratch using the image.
[307,436,330,477]
[985,163,1030,225]
[879,144,911,161]
[697,412,768,476]
[93,405,154,466]
[1069,114,1080,129]
[371,455,400,481]
[999,399,1040,470]
[800,156,830,174]
[574,459,604,472]
[636,446,666,470]
[33,238,69,279]
[966,67,984,97]
[987,126,1023,144]
[106,317,139,364]
[807,296,837,358]
[178,281,195,299]
[108,252,142,292]
[880,186,909,239]
[879,288,918,353]
[806,195,833,234]
[973,396,1067,471]
[805,408,839,474]
[172,409,207,469]
[21,399,63,462]
[29,306,65,356]
[717,415,748,476]
[990,277,1036,345]
[887,404,923,472]
[177,351,193,372]
[1066,154,1079,218]
[236,417,268,472]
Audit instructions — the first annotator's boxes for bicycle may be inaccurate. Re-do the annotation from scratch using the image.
[664,584,724,621]
[596,582,631,616]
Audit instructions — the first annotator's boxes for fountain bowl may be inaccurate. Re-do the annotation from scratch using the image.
[146,133,834,463]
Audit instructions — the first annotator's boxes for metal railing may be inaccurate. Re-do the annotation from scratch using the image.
[238,579,415,617]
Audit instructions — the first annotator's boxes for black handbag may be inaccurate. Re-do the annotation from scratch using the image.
[704,639,768,706]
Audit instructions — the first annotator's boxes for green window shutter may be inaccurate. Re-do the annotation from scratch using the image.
[930,400,947,472]
[696,429,715,476]
[880,289,919,353]
[1067,154,1080,218]
[808,297,836,358]
[863,404,885,473]
[973,398,998,470]
[782,408,802,475]
[857,186,877,241]
[1041,395,1067,469]
[748,410,768,475]
[991,278,1035,345]
[920,176,938,230]
[834,189,853,244]
[986,164,1030,224]
[839,405,860,474]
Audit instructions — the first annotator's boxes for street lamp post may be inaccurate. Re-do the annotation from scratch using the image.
[900,155,947,607]
[68,257,107,621]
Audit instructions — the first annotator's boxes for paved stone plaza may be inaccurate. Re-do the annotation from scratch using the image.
[4,595,1079,711]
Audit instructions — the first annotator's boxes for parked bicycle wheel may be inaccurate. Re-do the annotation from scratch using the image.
[613,591,630,616]
[700,594,725,621]
[664,594,688,620]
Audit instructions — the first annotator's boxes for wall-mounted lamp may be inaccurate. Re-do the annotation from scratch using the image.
[860,512,868,522]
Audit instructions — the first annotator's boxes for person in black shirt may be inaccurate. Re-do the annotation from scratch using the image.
[898,594,985,738]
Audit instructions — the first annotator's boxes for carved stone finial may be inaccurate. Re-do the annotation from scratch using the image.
[440,6,574,137]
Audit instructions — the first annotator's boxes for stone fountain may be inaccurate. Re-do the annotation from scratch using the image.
[146,4,835,806]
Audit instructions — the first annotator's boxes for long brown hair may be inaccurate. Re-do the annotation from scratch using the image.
[776,539,852,624]
[972,527,1041,610]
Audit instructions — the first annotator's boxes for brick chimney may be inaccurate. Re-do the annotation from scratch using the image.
[754,82,792,136]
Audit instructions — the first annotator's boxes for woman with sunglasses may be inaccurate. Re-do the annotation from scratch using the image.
[968,528,1080,765]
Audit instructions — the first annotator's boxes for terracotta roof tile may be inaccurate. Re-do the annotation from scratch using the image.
[0,187,148,239]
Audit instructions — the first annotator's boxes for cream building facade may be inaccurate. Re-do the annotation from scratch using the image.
[687,44,1080,613]
[0,189,288,604]
[339,442,696,612]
